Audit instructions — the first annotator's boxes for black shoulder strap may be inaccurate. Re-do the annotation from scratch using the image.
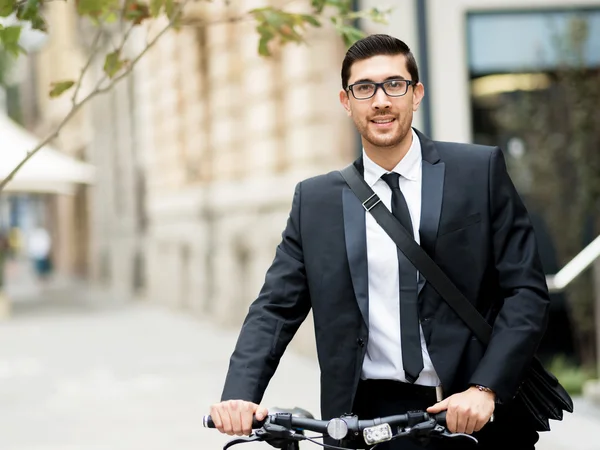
[339,164,493,345]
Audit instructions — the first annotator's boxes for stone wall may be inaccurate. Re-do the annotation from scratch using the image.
[87,7,354,358]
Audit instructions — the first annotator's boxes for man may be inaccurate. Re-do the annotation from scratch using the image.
[210,34,550,449]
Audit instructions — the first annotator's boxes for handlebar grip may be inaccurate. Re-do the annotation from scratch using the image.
[202,415,267,429]
[433,411,447,425]
[203,415,215,428]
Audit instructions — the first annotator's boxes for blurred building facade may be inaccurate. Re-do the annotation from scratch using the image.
[1,2,92,284]
[33,4,93,279]
[84,4,356,353]
[21,0,600,356]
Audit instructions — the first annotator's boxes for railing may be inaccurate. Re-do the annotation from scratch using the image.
[546,235,600,293]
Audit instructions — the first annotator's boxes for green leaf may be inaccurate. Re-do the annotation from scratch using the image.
[251,8,320,52]
[76,0,119,18]
[14,0,47,33]
[335,24,365,47]
[369,7,390,24]
[255,21,273,56]
[30,15,47,32]
[123,0,150,24]
[324,0,352,15]
[277,21,302,43]
[269,13,286,30]
[0,25,23,56]
[301,14,321,27]
[16,0,39,20]
[149,0,163,17]
[163,0,181,28]
[104,11,118,23]
[164,0,176,19]
[0,0,16,18]
[345,7,391,25]
[311,0,327,13]
[0,25,20,44]
[256,23,274,40]
[103,50,127,78]
[258,36,270,57]
[49,80,75,98]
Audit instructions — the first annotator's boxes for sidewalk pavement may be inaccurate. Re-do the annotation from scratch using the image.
[0,283,598,450]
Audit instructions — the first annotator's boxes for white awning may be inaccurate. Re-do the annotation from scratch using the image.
[0,112,95,195]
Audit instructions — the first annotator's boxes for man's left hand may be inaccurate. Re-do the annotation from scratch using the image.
[427,386,495,434]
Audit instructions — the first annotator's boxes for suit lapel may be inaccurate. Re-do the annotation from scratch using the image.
[419,161,445,259]
[416,128,445,260]
[343,159,369,327]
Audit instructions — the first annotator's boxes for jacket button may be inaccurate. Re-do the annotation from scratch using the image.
[357,338,365,347]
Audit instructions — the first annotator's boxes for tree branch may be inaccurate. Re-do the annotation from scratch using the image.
[97,21,172,94]
[72,26,104,106]
[0,0,190,192]
[0,0,352,192]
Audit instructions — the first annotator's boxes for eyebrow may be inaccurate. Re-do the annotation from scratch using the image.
[352,75,407,84]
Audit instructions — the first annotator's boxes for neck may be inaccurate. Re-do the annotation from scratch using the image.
[363,130,413,172]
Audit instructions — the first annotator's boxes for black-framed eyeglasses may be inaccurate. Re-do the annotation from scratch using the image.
[347,79,416,100]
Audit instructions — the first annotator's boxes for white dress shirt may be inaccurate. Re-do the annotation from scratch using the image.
[360,129,441,387]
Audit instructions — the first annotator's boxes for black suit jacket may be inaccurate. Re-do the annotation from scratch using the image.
[221,129,550,422]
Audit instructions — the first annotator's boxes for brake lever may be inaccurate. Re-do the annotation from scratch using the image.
[260,422,302,440]
[222,423,306,450]
[255,423,305,449]
[404,419,438,437]
[439,430,478,444]
[223,434,264,450]
[430,425,479,445]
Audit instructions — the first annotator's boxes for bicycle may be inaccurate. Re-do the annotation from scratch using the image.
[203,406,478,449]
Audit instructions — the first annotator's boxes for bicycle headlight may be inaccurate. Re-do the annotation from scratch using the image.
[326,418,349,440]
[363,423,392,445]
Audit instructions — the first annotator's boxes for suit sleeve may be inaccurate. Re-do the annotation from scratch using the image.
[220,182,312,403]
[468,148,550,403]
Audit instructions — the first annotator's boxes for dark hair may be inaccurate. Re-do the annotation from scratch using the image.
[341,34,420,90]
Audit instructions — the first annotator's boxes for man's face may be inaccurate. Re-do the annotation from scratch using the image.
[339,54,424,149]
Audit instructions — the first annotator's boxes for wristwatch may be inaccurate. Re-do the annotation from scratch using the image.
[473,385,496,423]
[474,384,494,394]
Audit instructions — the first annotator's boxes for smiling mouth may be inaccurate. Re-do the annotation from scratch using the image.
[371,118,395,125]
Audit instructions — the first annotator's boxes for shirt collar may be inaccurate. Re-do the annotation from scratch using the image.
[363,128,422,187]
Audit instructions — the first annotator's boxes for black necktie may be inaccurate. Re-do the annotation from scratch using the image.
[381,172,424,383]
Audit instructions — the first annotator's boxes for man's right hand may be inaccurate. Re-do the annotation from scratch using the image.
[209,400,268,436]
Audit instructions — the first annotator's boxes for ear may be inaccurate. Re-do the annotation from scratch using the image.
[339,89,352,116]
[412,82,425,112]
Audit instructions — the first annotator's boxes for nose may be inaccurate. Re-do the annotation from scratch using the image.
[372,85,391,110]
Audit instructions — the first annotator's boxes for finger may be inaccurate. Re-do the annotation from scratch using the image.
[474,410,493,432]
[427,398,449,414]
[209,404,224,433]
[255,405,269,421]
[473,417,486,433]
[234,410,245,436]
[455,407,469,434]
[446,406,458,433]
[220,404,234,435]
[241,404,254,436]
[231,401,245,436]
[464,415,476,435]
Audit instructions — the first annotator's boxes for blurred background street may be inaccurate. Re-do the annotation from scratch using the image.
[2,0,600,449]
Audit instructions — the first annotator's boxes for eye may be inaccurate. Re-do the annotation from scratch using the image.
[355,84,373,92]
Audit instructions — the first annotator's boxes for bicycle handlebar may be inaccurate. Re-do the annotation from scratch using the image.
[203,410,447,440]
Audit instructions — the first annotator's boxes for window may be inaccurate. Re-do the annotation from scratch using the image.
[468,10,600,75]
[467,9,600,149]
[466,8,600,363]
